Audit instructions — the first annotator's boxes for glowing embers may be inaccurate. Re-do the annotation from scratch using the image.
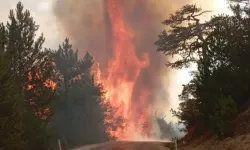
[26,71,57,91]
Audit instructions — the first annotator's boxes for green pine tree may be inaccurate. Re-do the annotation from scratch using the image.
[0,2,56,149]
[50,39,107,148]
[0,37,26,149]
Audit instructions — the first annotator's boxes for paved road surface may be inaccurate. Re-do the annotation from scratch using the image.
[74,141,172,150]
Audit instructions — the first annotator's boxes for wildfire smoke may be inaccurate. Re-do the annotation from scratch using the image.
[52,0,217,140]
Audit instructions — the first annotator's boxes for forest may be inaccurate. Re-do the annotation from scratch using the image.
[0,2,124,149]
[155,0,250,141]
[1,0,250,149]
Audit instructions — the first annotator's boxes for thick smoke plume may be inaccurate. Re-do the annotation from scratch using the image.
[52,0,213,140]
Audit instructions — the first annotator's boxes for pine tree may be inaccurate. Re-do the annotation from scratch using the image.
[0,34,26,149]
[50,39,109,148]
[157,0,250,139]
[5,2,55,110]
[50,38,93,99]
[0,2,56,149]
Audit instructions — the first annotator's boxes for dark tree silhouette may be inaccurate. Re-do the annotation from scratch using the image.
[156,0,250,138]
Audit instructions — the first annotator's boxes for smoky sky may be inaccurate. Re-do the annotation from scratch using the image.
[52,0,191,116]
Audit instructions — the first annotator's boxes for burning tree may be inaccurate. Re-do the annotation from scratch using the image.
[0,2,57,150]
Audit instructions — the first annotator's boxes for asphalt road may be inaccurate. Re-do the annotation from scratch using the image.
[73,141,172,150]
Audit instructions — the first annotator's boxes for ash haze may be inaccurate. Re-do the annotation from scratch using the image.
[52,0,225,122]
[51,0,229,140]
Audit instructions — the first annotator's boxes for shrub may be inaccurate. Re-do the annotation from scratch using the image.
[209,95,238,137]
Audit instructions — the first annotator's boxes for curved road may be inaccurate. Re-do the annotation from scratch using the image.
[74,141,172,150]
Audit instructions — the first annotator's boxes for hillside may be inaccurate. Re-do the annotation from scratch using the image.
[178,107,250,150]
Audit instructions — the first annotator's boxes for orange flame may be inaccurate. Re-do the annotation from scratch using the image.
[26,71,57,120]
[105,0,151,140]
[44,80,57,91]
[26,71,57,91]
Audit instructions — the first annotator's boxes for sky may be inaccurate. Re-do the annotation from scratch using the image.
[0,0,229,49]
[0,0,229,50]
[0,0,62,49]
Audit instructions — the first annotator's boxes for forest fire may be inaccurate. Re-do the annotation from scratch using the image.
[53,0,190,141]
[26,71,57,120]
[26,71,57,91]
[103,0,152,139]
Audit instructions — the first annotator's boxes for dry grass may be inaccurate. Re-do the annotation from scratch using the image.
[233,107,250,136]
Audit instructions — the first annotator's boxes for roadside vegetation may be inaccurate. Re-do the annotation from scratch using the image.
[156,0,250,143]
